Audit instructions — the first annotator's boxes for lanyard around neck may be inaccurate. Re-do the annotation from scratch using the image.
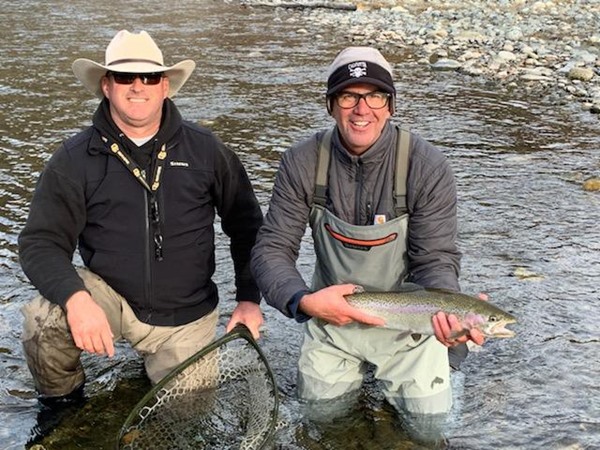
[106,140,167,193]
[103,137,168,260]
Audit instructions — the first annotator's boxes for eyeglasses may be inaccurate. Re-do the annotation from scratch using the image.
[335,91,391,109]
[108,72,164,85]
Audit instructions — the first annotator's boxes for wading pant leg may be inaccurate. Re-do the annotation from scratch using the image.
[21,268,124,398]
[21,296,84,398]
[124,307,219,384]
[297,320,365,421]
[376,333,452,444]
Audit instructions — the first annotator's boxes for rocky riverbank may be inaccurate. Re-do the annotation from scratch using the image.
[246,0,600,114]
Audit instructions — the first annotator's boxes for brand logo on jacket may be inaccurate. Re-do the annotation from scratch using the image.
[169,161,189,167]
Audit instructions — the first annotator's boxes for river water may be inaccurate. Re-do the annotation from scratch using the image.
[1,1,599,449]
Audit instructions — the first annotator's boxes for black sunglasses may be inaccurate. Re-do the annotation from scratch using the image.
[108,72,164,85]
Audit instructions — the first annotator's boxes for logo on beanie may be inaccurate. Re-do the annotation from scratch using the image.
[348,61,367,78]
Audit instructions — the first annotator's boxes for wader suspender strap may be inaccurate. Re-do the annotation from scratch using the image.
[313,130,333,207]
[313,127,411,215]
[394,128,410,216]
[102,137,168,260]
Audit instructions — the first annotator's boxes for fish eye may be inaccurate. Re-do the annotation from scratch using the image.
[489,315,498,322]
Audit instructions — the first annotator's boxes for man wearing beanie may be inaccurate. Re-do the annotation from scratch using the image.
[251,47,483,443]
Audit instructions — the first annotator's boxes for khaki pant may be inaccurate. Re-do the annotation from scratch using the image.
[21,268,218,397]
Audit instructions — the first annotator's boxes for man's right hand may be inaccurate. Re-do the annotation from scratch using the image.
[65,291,115,357]
[298,284,385,327]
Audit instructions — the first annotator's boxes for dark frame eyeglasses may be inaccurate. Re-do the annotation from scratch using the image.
[335,91,391,109]
[107,71,164,85]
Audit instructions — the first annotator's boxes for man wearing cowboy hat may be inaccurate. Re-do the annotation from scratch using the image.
[18,30,264,407]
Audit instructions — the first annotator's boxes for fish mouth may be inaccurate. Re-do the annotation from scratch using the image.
[485,320,516,338]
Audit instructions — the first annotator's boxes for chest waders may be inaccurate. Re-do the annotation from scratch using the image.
[309,126,410,291]
[298,126,452,441]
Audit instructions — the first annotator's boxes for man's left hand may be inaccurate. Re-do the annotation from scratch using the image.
[431,293,488,347]
[226,301,264,340]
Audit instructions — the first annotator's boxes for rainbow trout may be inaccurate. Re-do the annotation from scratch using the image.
[345,286,516,338]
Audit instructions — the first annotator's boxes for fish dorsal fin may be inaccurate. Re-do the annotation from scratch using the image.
[423,287,460,295]
[397,284,462,296]
[396,283,426,294]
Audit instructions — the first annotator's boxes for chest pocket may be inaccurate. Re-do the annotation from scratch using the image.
[309,126,412,291]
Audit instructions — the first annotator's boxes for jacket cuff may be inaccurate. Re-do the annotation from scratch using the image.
[235,286,261,304]
[288,289,311,323]
[54,279,89,309]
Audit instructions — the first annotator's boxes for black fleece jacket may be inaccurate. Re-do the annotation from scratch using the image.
[19,98,263,326]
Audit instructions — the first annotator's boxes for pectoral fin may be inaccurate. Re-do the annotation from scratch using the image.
[448,329,469,340]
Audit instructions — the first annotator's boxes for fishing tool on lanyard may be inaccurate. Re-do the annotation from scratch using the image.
[106,139,167,261]
[117,324,279,450]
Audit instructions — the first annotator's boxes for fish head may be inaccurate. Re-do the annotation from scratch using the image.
[480,312,517,338]
[461,311,517,338]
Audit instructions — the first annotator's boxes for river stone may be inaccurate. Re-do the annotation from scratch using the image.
[430,58,462,71]
[520,74,553,82]
[583,178,600,191]
[571,49,598,64]
[497,51,517,62]
[522,67,554,77]
[568,67,594,82]
[505,26,524,41]
[454,30,487,43]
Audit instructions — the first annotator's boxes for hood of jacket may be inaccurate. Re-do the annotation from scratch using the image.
[89,97,183,168]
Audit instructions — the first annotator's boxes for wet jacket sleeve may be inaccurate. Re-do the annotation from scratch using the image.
[250,137,318,318]
[406,136,461,292]
[18,146,88,308]
[213,141,264,303]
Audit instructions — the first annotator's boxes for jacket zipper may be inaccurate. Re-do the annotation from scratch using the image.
[143,188,153,322]
[355,159,364,224]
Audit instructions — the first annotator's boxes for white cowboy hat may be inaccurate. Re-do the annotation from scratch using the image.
[72,30,196,98]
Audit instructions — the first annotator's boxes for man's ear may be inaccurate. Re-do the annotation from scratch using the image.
[326,96,333,115]
[162,76,170,99]
[101,76,109,97]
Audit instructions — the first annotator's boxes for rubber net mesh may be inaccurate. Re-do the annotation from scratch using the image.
[118,326,278,450]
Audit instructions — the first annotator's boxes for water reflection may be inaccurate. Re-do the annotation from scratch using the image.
[1,0,599,449]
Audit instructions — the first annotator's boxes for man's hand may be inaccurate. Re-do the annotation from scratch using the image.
[432,293,488,347]
[298,284,385,327]
[65,291,115,357]
[226,301,264,340]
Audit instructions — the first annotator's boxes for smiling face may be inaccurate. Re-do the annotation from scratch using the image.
[330,82,391,156]
[101,73,169,138]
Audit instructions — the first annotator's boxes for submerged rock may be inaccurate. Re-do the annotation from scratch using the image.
[582,178,600,191]
[430,58,462,71]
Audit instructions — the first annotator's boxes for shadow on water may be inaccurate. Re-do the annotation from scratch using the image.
[1,0,599,449]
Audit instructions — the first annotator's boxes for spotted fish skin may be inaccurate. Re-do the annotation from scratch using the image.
[345,287,517,338]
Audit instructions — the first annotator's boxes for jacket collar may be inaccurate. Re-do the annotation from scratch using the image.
[88,97,182,156]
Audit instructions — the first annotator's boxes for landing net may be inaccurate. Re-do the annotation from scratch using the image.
[117,324,279,450]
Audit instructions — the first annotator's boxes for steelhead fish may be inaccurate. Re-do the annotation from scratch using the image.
[344,286,516,338]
